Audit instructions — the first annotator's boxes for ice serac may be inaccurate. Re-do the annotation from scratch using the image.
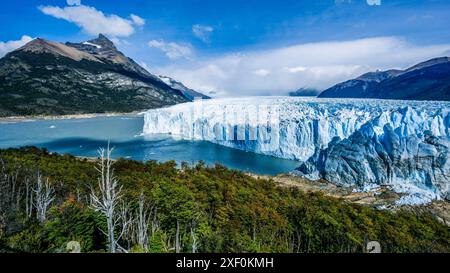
[143,97,450,202]
[296,105,450,203]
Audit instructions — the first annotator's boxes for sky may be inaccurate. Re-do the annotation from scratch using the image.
[1,0,450,97]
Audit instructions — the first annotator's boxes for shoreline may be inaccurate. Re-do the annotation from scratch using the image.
[0,111,142,124]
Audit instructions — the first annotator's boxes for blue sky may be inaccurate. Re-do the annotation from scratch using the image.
[1,0,450,96]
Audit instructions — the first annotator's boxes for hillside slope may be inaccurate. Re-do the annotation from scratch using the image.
[0,35,207,116]
[319,57,450,101]
[0,147,449,253]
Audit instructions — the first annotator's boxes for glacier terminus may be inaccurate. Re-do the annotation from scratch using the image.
[143,97,450,205]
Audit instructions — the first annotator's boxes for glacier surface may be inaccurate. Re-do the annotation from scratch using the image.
[143,97,450,203]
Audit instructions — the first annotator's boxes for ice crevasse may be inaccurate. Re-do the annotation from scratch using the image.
[143,97,450,203]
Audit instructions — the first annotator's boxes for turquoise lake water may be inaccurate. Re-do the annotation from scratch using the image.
[0,115,299,175]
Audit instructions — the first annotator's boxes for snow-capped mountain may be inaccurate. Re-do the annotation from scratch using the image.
[143,97,450,203]
[157,75,211,100]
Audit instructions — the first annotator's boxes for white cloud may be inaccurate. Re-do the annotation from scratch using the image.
[66,0,81,6]
[285,66,307,73]
[152,37,450,97]
[148,40,193,60]
[253,69,270,77]
[38,3,144,37]
[0,35,34,57]
[130,14,145,26]
[192,24,214,43]
[110,37,130,46]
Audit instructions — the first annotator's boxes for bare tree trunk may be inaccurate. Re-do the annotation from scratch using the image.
[16,184,22,212]
[116,202,133,252]
[136,192,150,251]
[296,230,301,253]
[175,221,181,253]
[29,182,34,218]
[151,206,159,235]
[76,188,81,203]
[107,214,116,253]
[10,171,16,209]
[25,177,31,217]
[190,223,198,253]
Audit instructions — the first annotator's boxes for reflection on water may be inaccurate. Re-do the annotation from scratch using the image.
[0,115,299,175]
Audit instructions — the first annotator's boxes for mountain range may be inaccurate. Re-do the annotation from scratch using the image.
[1,34,449,118]
[318,57,450,101]
[0,34,208,117]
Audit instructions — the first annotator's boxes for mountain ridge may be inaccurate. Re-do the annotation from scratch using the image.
[157,75,211,100]
[318,57,450,101]
[0,34,208,117]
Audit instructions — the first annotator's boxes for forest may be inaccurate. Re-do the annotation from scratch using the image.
[0,146,449,253]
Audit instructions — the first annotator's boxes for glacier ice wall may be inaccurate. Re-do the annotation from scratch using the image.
[143,97,450,201]
[296,106,450,201]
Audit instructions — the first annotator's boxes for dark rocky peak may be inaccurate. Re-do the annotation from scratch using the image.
[65,34,163,80]
[65,34,142,71]
[87,34,117,51]
[65,33,117,56]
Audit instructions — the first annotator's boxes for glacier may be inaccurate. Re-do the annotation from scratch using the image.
[143,97,450,203]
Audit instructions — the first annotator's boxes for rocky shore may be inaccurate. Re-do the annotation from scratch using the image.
[0,111,141,124]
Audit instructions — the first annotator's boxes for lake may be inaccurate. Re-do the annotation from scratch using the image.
[0,115,299,175]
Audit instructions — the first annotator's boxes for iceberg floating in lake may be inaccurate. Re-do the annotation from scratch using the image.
[143,97,450,203]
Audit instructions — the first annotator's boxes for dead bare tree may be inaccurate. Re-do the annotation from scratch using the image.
[10,170,18,210]
[25,177,33,217]
[151,206,159,235]
[90,144,130,253]
[175,220,181,253]
[135,192,150,251]
[0,159,8,228]
[116,202,133,252]
[0,168,19,215]
[190,219,199,253]
[76,188,81,203]
[34,173,55,223]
